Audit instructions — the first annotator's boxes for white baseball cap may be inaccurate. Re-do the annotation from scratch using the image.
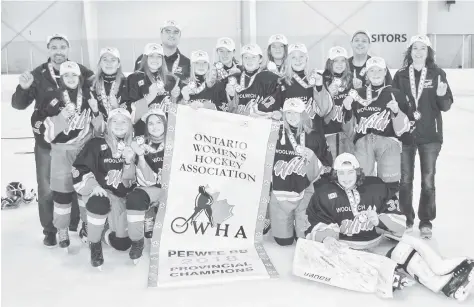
[366,56,386,69]
[191,50,210,63]
[241,44,263,56]
[268,34,288,45]
[144,43,164,56]
[161,20,181,32]
[333,153,360,170]
[59,61,80,76]
[99,47,120,60]
[47,33,70,46]
[216,37,236,51]
[409,34,432,48]
[283,98,306,113]
[288,43,308,55]
[141,105,167,122]
[328,46,348,60]
[351,30,371,42]
[108,108,132,122]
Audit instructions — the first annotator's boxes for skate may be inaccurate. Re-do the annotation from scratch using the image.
[57,228,70,250]
[441,259,474,301]
[420,226,432,239]
[43,233,57,248]
[90,241,104,270]
[263,218,271,235]
[79,221,88,244]
[144,207,157,239]
[129,238,145,265]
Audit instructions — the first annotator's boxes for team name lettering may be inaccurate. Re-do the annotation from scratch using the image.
[273,156,307,180]
[104,158,125,163]
[330,105,344,123]
[340,217,374,236]
[355,110,390,134]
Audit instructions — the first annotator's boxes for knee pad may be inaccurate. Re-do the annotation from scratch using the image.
[53,191,73,204]
[126,189,150,211]
[86,195,111,215]
[389,242,416,271]
[274,237,294,246]
[108,231,132,251]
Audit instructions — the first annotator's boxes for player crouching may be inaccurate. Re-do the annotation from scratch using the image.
[299,153,473,301]
[72,108,137,269]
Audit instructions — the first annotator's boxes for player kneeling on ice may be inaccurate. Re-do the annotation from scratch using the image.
[270,97,333,246]
[72,108,137,269]
[125,106,167,264]
[299,153,473,301]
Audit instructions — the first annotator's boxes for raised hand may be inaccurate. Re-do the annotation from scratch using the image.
[387,93,400,114]
[19,71,34,90]
[436,75,448,96]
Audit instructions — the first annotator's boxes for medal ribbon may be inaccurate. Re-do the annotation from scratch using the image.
[409,64,427,109]
[287,129,305,156]
[235,72,257,93]
[171,53,180,74]
[47,63,60,88]
[99,79,118,115]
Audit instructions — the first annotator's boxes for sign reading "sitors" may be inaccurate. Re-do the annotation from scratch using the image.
[371,34,408,43]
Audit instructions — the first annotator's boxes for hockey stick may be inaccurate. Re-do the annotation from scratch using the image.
[15,151,34,155]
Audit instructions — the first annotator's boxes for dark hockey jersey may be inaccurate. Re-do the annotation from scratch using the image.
[90,75,131,121]
[346,85,412,143]
[134,49,191,80]
[72,137,136,198]
[283,70,325,134]
[135,141,165,188]
[272,126,333,201]
[227,70,281,116]
[180,76,229,112]
[348,55,393,87]
[127,70,178,135]
[321,71,354,135]
[41,86,102,145]
[305,176,406,249]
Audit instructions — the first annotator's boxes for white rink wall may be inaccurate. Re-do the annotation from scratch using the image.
[1,69,473,139]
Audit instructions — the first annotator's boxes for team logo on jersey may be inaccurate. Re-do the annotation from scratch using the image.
[50,98,58,107]
[175,66,183,74]
[329,105,344,123]
[101,144,108,151]
[169,185,247,239]
[273,156,308,180]
[34,121,42,129]
[339,206,377,236]
[105,169,123,189]
[423,79,433,89]
[328,192,337,200]
[355,109,391,134]
[138,80,144,87]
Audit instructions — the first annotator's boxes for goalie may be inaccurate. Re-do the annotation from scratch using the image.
[303,153,473,301]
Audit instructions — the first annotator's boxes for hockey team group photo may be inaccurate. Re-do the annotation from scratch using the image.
[1,1,474,306]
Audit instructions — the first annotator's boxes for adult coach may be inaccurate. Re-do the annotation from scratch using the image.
[349,30,392,88]
[134,20,190,80]
[11,34,93,247]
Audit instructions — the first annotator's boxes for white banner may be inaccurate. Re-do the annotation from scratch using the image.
[148,105,280,288]
[292,239,398,298]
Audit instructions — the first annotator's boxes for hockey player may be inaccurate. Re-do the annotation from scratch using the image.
[126,106,167,263]
[90,47,130,124]
[225,43,282,118]
[11,34,90,246]
[343,57,412,199]
[392,35,453,238]
[72,108,137,268]
[265,34,288,76]
[304,153,473,301]
[270,97,332,246]
[179,50,228,111]
[134,20,190,80]
[213,37,242,81]
[128,43,180,136]
[40,61,104,250]
[320,46,355,158]
[282,43,330,138]
[349,30,392,88]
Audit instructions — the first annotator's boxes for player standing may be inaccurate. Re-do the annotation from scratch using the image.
[11,34,91,246]
[392,35,454,238]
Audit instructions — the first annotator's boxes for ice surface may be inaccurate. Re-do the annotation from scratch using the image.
[1,96,473,307]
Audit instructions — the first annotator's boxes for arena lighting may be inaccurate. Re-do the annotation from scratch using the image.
[446,1,456,11]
